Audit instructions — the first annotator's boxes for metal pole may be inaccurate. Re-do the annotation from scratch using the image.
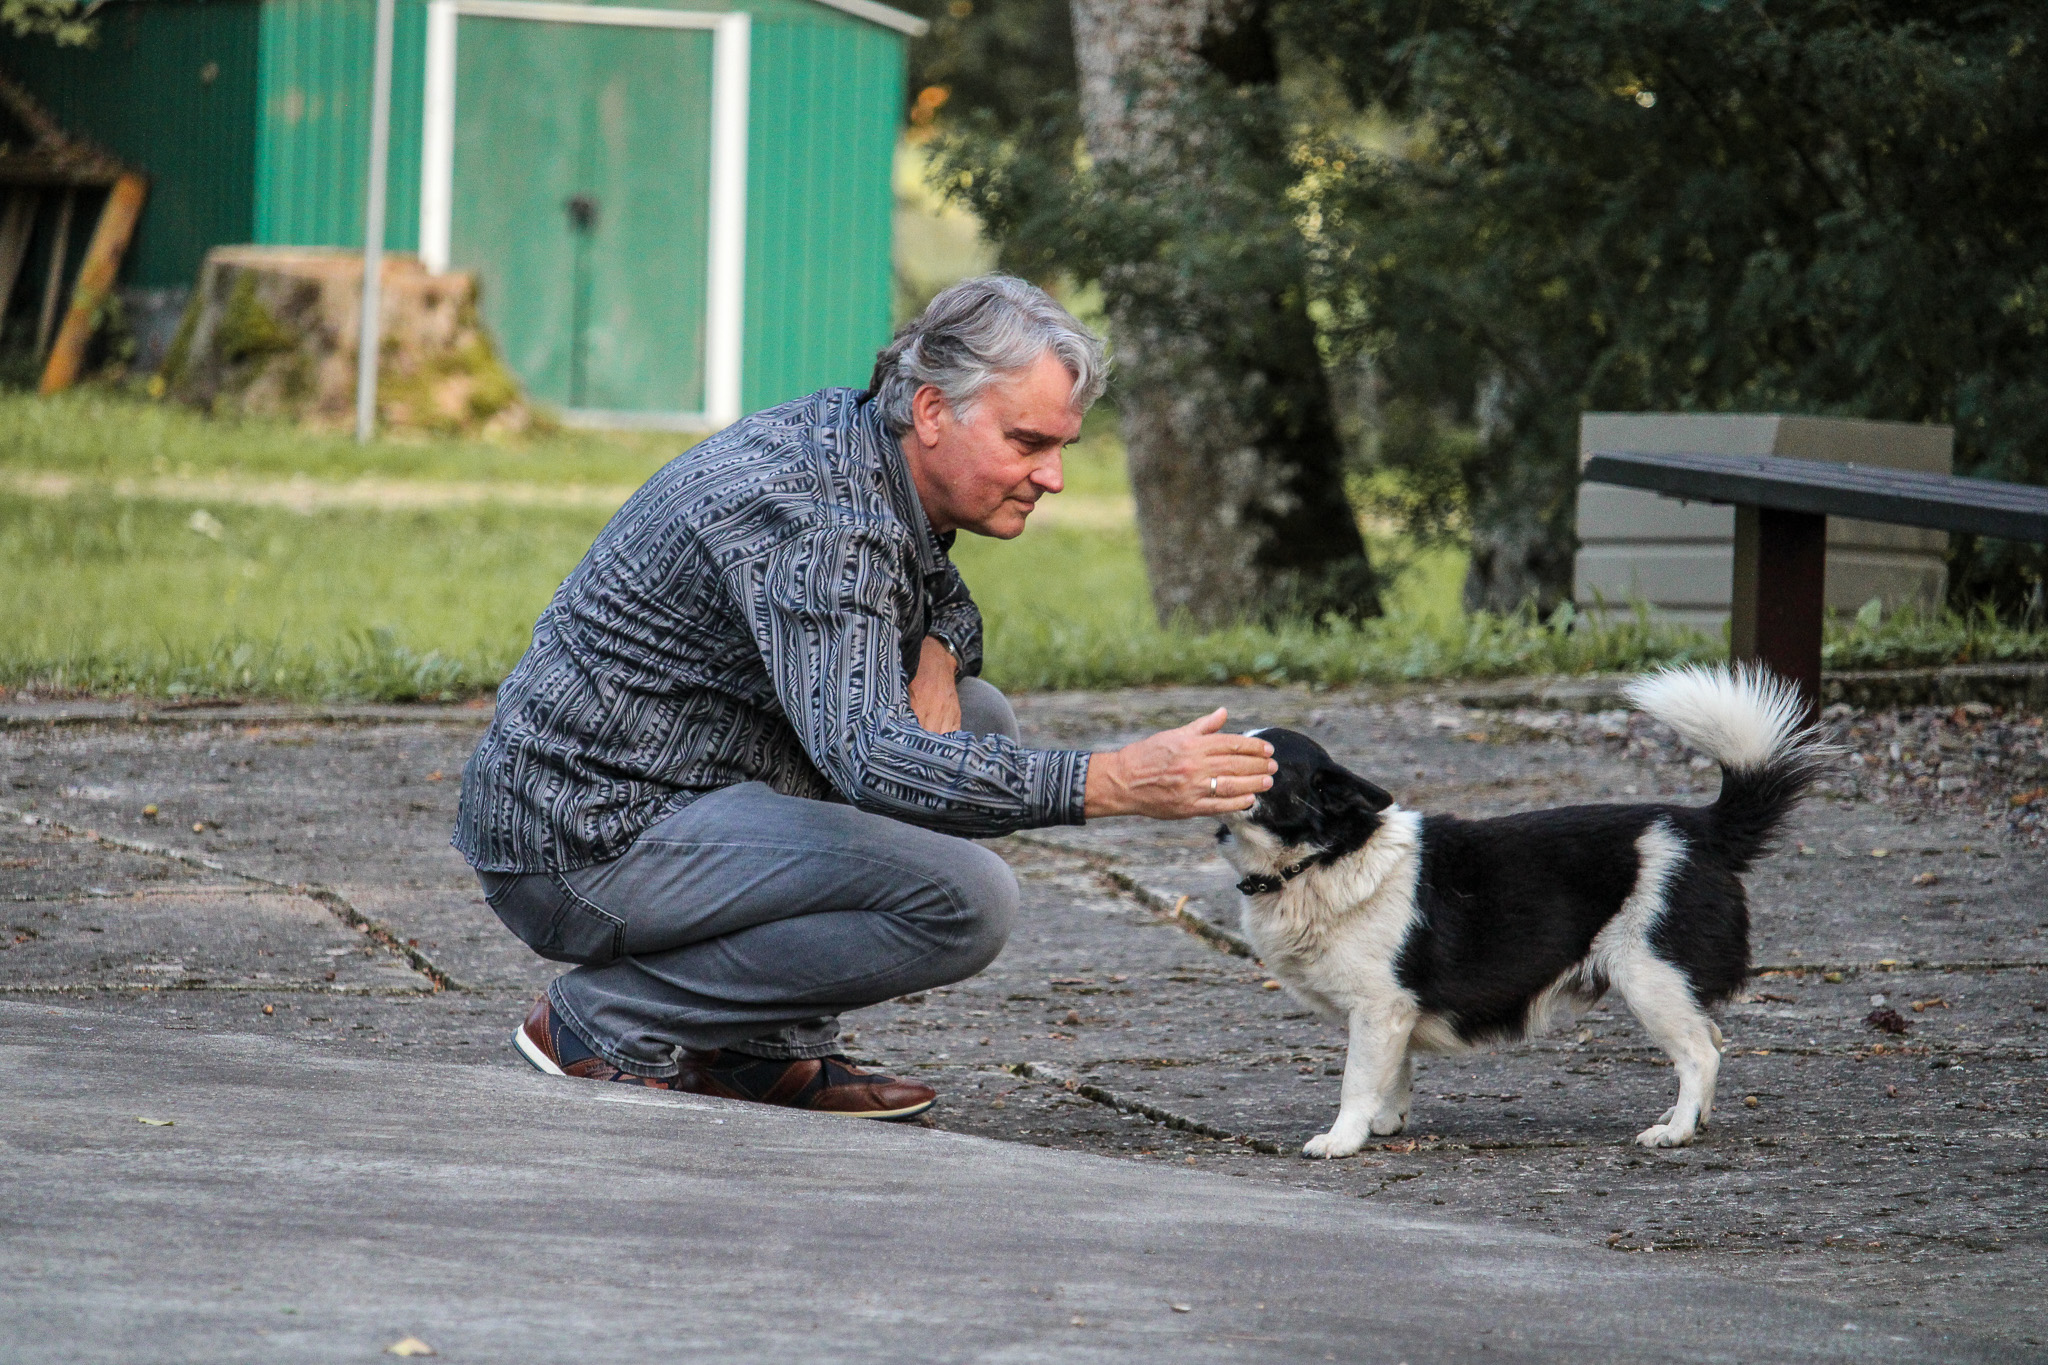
[355,0,397,443]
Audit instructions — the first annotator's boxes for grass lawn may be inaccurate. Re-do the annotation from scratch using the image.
[4,390,2040,701]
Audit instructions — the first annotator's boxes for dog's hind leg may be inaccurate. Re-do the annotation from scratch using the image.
[1304,1001,1417,1159]
[1612,953,1723,1148]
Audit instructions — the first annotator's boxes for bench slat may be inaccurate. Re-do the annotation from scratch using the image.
[1582,449,2048,543]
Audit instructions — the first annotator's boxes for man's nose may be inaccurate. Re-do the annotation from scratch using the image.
[1031,454,1064,494]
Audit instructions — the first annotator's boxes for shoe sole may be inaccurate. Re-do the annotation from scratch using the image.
[512,1024,566,1077]
[518,1026,933,1120]
[844,1097,935,1122]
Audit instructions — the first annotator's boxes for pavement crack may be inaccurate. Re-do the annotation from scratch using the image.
[1753,958,2048,974]
[1008,833,1255,958]
[1009,1059,1285,1154]
[0,803,466,991]
[0,981,434,996]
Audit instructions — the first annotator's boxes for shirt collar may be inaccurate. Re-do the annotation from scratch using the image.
[860,395,948,575]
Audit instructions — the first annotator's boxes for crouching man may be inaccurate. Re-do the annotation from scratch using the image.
[454,276,1275,1120]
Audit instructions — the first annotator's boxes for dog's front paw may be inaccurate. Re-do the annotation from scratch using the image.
[1368,1111,1407,1137]
[1302,1129,1368,1159]
[1634,1121,1697,1149]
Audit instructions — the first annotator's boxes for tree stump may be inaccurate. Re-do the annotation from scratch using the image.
[163,246,535,435]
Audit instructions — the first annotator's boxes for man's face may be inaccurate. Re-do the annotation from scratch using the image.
[901,350,1083,539]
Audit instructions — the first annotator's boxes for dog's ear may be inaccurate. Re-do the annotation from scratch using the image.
[1307,764,1392,856]
[1315,765,1393,815]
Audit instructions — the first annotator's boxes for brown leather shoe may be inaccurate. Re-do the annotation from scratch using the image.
[513,995,681,1090]
[671,1049,937,1121]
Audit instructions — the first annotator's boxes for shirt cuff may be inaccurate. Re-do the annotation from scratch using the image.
[1035,748,1092,826]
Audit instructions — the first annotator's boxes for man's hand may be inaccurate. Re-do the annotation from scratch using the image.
[1083,708,1275,820]
[909,635,963,733]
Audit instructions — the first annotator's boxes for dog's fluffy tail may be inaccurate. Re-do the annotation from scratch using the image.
[1624,663,1833,871]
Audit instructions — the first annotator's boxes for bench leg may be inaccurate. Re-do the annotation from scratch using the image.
[1730,504,1826,717]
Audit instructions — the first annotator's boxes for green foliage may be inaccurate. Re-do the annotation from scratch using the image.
[1284,0,2048,615]
[2,0,92,44]
[1824,599,2048,671]
[895,0,1075,130]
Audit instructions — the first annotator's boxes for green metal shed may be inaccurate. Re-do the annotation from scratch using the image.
[4,0,922,425]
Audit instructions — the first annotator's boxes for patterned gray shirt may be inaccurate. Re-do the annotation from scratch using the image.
[454,387,1092,873]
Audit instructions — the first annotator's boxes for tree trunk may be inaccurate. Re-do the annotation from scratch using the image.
[1069,0,1380,628]
[1460,371,1577,614]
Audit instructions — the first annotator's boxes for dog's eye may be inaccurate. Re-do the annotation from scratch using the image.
[1214,824,1230,842]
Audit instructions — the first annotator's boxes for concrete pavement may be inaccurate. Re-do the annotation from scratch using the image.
[2,684,2044,1359]
[0,1001,2003,1364]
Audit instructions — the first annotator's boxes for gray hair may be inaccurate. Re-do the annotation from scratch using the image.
[867,275,1107,434]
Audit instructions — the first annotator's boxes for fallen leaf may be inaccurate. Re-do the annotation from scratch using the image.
[261,1004,274,1016]
[386,1337,436,1357]
[1870,848,1889,858]
[1261,980,1282,991]
[1743,1095,1759,1108]
[1911,871,1939,886]
[137,1117,173,1127]
[1865,1007,1910,1035]
[141,804,158,818]
[1911,997,1948,1012]
[1170,1304,1192,1313]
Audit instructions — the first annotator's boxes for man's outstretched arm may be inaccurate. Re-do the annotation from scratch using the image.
[734,528,1274,832]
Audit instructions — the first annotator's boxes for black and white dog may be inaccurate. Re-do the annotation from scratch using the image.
[1216,665,1829,1157]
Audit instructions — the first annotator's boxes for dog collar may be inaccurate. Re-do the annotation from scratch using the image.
[1236,855,1318,897]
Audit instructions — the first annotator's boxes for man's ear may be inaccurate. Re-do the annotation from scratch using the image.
[909,382,949,449]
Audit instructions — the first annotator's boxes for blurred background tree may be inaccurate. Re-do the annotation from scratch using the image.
[1288,0,2048,617]
[907,0,1384,629]
[2,0,94,45]
[900,1,2048,623]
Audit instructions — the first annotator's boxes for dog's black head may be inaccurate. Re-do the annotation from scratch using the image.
[1217,728,1395,888]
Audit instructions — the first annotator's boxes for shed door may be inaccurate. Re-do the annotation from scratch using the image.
[450,17,713,415]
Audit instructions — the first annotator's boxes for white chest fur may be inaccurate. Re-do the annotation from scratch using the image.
[1236,809,1426,1023]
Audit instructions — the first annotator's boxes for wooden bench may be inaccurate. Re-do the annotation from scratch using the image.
[1580,449,2048,712]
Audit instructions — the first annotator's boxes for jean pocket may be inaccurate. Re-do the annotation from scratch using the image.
[482,872,625,966]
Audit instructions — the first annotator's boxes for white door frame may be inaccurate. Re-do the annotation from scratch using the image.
[419,0,749,428]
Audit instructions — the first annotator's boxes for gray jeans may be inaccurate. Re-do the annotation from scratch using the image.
[477,678,1023,1077]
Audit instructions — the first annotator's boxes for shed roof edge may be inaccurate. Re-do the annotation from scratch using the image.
[804,0,927,37]
[79,0,929,37]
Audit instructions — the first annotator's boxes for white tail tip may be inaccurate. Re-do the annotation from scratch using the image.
[1623,663,1811,771]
